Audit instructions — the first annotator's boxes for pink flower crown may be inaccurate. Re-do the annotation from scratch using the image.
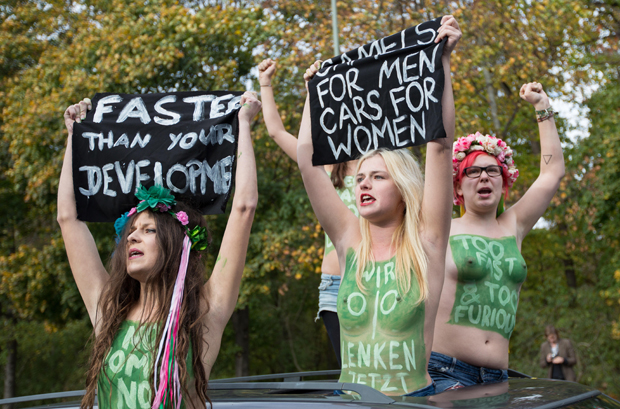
[452,132,519,205]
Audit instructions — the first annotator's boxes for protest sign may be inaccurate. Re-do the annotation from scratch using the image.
[308,17,446,165]
[72,91,243,222]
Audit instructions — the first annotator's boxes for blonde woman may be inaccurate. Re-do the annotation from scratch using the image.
[296,16,461,396]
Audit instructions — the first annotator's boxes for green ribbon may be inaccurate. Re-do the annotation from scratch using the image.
[187,226,209,251]
[135,185,176,212]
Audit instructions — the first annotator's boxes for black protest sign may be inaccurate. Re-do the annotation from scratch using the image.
[308,17,446,165]
[72,91,243,222]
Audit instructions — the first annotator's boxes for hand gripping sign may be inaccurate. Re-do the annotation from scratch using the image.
[308,17,446,166]
[72,91,243,222]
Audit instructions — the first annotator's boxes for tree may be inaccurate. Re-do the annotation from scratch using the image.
[0,0,268,397]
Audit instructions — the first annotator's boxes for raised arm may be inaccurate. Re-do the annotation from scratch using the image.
[507,82,565,240]
[204,92,260,331]
[297,62,359,253]
[57,99,110,327]
[421,15,462,246]
[258,59,299,162]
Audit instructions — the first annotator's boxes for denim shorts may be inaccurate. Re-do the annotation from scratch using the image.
[315,274,340,321]
[404,382,436,397]
[428,351,507,393]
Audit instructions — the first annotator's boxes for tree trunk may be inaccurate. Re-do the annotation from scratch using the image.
[283,316,303,372]
[232,307,250,377]
[482,65,501,136]
[3,338,17,409]
[558,223,577,290]
[476,34,501,136]
[563,258,577,289]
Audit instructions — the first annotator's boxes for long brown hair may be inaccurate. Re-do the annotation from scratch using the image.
[330,162,350,189]
[81,202,211,409]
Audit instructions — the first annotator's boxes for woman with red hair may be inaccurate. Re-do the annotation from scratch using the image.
[430,82,565,392]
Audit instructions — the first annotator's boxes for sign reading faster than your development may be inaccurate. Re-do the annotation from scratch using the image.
[72,91,243,222]
[308,17,446,166]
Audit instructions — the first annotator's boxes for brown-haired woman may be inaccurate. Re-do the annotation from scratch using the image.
[258,58,358,367]
[540,325,577,381]
[57,92,261,409]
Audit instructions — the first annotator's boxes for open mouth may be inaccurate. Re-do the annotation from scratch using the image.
[360,193,376,206]
[477,187,492,196]
[128,249,144,259]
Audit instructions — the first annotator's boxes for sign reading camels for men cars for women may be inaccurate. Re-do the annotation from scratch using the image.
[72,91,243,222]
[308,17,446,166]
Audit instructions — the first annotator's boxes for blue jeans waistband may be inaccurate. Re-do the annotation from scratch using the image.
[316,274,340,319]
[429,351,507,382]
[403,381,436,397]
[318,273,341,290]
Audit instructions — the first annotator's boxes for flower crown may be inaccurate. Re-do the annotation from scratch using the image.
[114,185,209,251]
[452,132,519,206]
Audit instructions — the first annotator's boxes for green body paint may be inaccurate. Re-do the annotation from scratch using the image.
[324,175,359,256]
[98,321,193,409]
[338,250,427,395]
[448,235,527,339]
[215,254,228,269]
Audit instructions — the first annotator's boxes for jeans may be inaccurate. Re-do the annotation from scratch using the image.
[404,382,436,397]
[428,351,508,393]
[316,274,340,319]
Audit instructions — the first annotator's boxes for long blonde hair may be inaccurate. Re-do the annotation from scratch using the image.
[354,148,428,304]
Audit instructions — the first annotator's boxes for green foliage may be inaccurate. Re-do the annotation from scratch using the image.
[0,319,92,396]
[513,228,620,394]
[509,77,620,397]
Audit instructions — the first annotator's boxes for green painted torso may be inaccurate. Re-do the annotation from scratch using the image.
[98,321,193,409]
[324,175,358,256]
[447,235,527,339]
[337,250,427,395]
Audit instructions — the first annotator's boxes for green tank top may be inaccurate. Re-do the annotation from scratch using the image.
[324,174,358,256]
[337,250,427,395]
[97,321,193,409]
[447,235,527,339]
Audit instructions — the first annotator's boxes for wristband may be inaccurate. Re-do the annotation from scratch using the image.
[536,107,554,122]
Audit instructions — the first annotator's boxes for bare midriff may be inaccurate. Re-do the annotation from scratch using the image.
[434,234,527,369]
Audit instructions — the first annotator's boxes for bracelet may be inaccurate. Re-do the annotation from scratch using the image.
[260,84,272,87]
[536,107,554,122]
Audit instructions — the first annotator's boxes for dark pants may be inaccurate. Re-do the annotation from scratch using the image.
[320,311,341,368]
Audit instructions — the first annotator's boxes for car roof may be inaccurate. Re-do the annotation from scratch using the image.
[208,371,618,409]
[209,378,620,409]
[2,370,619,409]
